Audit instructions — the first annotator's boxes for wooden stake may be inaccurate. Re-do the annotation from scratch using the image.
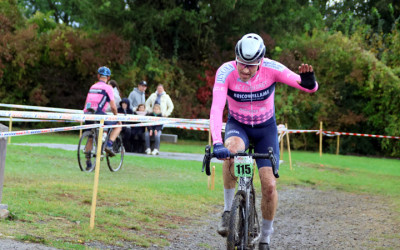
[79,120,83,139]
[319,121,323,157]
[90,119,104,230]
[285,123,292,170]
[208,129,211,146]
[8,116,12,144]
[211,166,215,190]
[280,132,284,161]
[336,135,340,155]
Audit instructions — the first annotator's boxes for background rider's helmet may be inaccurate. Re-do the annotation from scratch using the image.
[97,66,111,77]
[235,33,266,63]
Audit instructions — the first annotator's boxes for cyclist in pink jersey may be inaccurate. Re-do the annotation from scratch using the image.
[83,66,122,163]
[210,33,318,250]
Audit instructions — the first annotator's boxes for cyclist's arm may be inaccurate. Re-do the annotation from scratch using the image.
[109,100,118,115]
[210,63,233,144]
[274,64,318,93]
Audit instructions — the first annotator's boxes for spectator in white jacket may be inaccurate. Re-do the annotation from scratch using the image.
[145,84,174,117]
[128,80,147,111]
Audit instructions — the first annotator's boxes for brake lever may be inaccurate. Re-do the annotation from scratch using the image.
[268,147,279,178]
[202,145,212,176]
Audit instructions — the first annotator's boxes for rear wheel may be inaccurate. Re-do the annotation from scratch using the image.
[77,131,96,172]
[106,134,124,172]
[227,192,246,250]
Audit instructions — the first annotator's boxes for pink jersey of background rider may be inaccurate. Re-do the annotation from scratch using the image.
[210,58,319,144]
[83,81,115,113]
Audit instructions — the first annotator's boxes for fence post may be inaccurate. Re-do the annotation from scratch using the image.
[319,121,323,157]
[79,120,83,139]
[280,132,284,161]
[336,135,340,155]
[90,119,104,230]
[8,116,12,144]
[0,124,9,214]
[285,123,292,170]
[211,166,215,190]
[208,129,211,146]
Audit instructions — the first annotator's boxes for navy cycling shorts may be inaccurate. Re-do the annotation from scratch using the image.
[224,117,280,170]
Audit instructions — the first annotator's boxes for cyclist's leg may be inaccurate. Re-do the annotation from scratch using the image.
[109,126,122,142]
[223,118,249,207]
[83,117,95,153]
[218,118,248,236]
[258,167,277,240]
[85,137,93,153]
[251,122,279,246]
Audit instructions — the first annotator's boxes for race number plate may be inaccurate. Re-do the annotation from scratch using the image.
[234,156,253,177]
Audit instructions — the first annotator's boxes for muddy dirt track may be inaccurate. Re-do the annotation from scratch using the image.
[2,186,398,249]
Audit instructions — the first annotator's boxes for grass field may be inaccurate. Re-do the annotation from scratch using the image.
[1,133,399,249]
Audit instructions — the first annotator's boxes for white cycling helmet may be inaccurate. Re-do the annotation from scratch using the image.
[235,33,266,63]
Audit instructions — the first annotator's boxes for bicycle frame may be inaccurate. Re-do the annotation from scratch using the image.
[202,145,278,249]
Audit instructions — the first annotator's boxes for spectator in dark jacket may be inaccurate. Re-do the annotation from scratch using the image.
[144,104,163,155]
[130,104,146,153]
[118,98,134,151]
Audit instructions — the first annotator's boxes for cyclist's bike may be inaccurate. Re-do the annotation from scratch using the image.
[202,145,279,250]
[77,127,124,172]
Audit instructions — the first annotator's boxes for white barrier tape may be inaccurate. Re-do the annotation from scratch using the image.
[0,118,76,123]
[0,110,209,124]
[322,132,337,137]
[287,129,320,133]
[324,131,400,140]
[168,125,209,131]
[0,120,176,138]
[0,124,100,138]
[0,103,83,114]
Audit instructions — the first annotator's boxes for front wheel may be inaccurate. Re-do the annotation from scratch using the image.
[227,191,246,250]
[77,131,96,172]
[106,134,124,172]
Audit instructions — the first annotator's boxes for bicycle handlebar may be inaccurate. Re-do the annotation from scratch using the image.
[202,145,279,178]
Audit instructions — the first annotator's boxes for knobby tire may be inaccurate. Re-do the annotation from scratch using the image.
[227,192,246,250]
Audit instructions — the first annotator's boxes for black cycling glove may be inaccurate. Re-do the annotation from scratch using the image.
[299,71,316,90]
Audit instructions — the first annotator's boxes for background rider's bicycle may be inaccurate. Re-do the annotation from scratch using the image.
[202,145,279,250]
[77,126,124,172]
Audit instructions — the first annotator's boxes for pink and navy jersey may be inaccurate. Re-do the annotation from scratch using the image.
[210,58,318,144]
[83,81,114,113]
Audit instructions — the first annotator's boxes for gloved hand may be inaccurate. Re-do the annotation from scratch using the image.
[213,143,230,159]
[299,71,316,90]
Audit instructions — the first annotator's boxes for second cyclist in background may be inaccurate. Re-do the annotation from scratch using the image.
[83,66,122,161]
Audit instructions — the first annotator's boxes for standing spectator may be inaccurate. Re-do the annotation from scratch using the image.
[144,104,163,155]
[145,84,174,117]
[117,98,134,152]
[128,80,147,111]
[131,104,147,153]
[105,80,122,112]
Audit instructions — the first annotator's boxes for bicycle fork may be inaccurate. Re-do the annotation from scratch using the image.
[238,177,251,249]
